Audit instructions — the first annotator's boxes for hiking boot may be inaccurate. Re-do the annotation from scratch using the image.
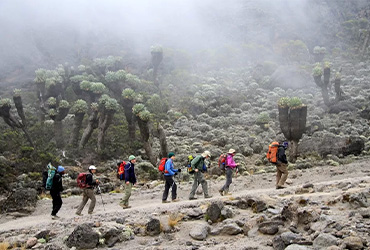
[88,212,95,215]
[162,200,170,203]
[172,199,180,202]
[51,215,60,220]
[75,212,82,216]
[189,197,198,200]
[276,186,286,189]
[121,204,131,209]
[224,192,232,196]
[219,190,224,196]
[204,195,213,199]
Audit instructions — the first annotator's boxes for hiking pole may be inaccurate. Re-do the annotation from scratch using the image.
[97,186,106,211]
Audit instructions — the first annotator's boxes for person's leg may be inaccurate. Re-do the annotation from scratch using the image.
[276,165,282,187]
[171,177,177,200]
[189,173,199,199]
[76,189,88,214]
[277,164,288,187]
[199,173,210,197]
[162,175,171,201]
[87,189,96,214]
[52,192,63,215]
[122,183,132,206]
[224,168,233,193]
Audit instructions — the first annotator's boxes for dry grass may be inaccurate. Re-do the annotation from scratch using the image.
[38,192,51,200]
[168,212,184,227]
[109,187,121,193]
[0,242,10,250]
[228,196,236,201]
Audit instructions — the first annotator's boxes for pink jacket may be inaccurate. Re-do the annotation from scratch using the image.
[226,154,237,169]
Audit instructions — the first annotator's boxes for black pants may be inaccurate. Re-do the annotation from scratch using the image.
[51,191,62,216]
[162,175,177,201]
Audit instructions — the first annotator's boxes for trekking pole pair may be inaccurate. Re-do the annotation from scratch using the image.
[97,186,106,211]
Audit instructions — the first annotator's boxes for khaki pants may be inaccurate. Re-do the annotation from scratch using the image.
[189,171,209,198]
[276,163,288,187]
[76,188,96,214]
[121,183,133,206]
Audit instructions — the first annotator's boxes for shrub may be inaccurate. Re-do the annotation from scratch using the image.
[278,97,290,107]
[312,64,323,76]
[256,112,270,124]
[71,99,88,114]
[288,97,303,108]
[122,88,135,100]
[59,100,70,109]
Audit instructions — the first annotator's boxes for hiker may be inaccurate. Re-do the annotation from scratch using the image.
[219,148,239,196]
[76,165,99,215]
[276,141,288,189]
[50,166,65,220]
[189,150,213,200]
[162,152,181,203]
[120,155,137,209]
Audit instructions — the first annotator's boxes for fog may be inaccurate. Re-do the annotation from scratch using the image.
[0,0,340,85]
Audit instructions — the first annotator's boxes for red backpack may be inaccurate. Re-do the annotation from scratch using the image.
[77,173,89,189]
[218,153,227,170]
[266,141,279,163]
[117,161,126,179]
[158,158,168,173]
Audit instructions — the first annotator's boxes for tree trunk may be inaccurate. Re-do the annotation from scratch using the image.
[79,109,99,149]
[278,106,291,140]
[97,110,115,153]
[137,118,156,166]
[70,112,85,148]
[334,78,344,103]
[54,120,64,148]
[123,99,136,142]
[289,140,299,163]
[157,123,168,158]
[321,86,331,106]
[13,95,26,126]
[289,106,307,141]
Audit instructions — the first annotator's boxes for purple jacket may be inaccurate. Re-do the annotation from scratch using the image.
[226,154,237,169]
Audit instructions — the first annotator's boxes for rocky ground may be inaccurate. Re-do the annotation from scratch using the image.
[0,159,369,250]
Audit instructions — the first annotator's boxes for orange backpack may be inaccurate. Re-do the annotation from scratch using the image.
[266,141,279,163]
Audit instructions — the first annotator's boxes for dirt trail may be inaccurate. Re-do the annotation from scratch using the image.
[1,159,369,234]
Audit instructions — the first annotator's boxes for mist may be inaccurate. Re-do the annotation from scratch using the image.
[0,0,339,86]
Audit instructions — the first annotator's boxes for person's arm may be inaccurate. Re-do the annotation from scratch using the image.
[278,148,288,164]
[124,163,131,183]
[86,174,96,186]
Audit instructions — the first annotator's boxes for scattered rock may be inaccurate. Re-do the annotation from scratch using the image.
[65,223,99,249]
[206,201,223,223]
[26,237,38,248]
[342,236,364,250]
[313,233,338,248]
[146,218,161,236]
[189,223,210,241]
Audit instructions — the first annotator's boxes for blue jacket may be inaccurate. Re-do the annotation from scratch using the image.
[124,162,136,184]
[164,158,178,176]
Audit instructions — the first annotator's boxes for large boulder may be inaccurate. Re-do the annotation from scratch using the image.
[1,188,37,214]
[65,223,99,249]
[206,201,224,223]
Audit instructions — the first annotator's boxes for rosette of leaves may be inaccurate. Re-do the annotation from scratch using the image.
[312,64,323,77]
[56,64,65,76]
[71,99,88,114]
[77,65,86,72]
[91,102,99,111]
[59,100,70,109]
[47,97,57,108]
[48,109,57,119]
[288,97,303,108]
[44,70,63,89]
[132,103,146,115]
[278,97,290,108]
[0,98,11,108]
[93,56,122,69]
[138,110,151,121]
[323,61,331,69]
[13,89,21,97]
[125,73,141,85]
[313,46,326,55]
[335,72,341,80]
[34,68,47,84]
[70,74,96,83]
[99,94,119,111]
[90,82,107,95]
[80,80,92,91]
[122,88,135,100]
[105,70,127,83]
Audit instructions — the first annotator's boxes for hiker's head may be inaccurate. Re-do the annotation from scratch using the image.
[117,161,122,166]
[129,155,136,163]
[282,141,288,149]
[202,150,211,158]
[57,166,65,174]
[89,165,97,173]
[168,152,175,159]
[228,148,236,155]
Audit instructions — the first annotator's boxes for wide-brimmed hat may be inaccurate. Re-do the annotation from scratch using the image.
[202,150,211,158]
[89,165,97,170]
[228,149,236,154]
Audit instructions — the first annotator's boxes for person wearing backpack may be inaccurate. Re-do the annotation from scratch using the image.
[162,152,181,203]
[50,166,65,220]
[218,149,239,196]
[189,150,213,200]
[75,165,99,216]
[276,142,288,189]
[120,155,137,209]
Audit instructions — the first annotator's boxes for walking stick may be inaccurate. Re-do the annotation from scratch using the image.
[97,186,106,211]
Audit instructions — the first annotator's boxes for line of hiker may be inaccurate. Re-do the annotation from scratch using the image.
[45,140,288,218]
